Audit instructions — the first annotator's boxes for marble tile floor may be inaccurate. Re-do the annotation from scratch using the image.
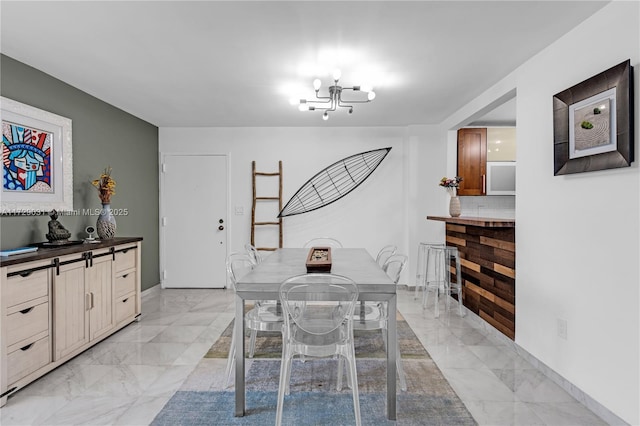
[0,287,608,425]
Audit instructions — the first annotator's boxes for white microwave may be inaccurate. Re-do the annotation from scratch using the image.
[486,161,516,195]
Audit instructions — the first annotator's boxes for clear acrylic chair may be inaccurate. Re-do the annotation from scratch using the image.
[244,243,263,265]
[303,237,343,249]
[422,245,464,317]
[375,244,397,268]
[414,242,445,300]
[341,254,408,392]
[276,273,361,426]
[224,253,283,387]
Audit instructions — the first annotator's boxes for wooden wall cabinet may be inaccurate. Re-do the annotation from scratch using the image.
[457,128,487,196]
[0,238,141,406]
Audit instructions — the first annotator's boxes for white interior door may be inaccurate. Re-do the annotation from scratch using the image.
[161,154,227,288]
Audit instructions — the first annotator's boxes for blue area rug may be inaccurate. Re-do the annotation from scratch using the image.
[151,318,477,426]
[152,389,475,426]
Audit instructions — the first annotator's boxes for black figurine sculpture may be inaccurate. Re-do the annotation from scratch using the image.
[46,209,71,242]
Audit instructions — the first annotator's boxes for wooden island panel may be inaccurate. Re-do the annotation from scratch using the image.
[427,216,516,340]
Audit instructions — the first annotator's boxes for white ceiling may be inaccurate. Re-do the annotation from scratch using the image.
[1,1,608,128]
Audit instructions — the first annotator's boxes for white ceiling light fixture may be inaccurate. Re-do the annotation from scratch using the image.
[297,69,375,121]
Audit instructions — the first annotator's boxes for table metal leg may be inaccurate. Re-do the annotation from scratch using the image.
[234,295,245,416]
[387,294,397,420]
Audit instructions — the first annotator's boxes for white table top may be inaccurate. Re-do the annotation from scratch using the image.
[236,248,396,296]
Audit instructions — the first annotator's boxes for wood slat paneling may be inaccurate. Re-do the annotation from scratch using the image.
[438,220,516,340]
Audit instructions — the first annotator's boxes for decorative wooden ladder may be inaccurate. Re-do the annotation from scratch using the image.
[251,161,283,252]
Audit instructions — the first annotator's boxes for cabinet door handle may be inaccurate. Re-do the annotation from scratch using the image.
[90,292,95,309]
[19,307,34,314]
[122,274,129,278]
[122,298,129,303]
[20,343,34,351]
[86,293,91,311]
[482,174,486,194]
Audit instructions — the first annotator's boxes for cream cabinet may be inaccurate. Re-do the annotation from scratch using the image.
[1,260,52,397]
[0,238,142,406]
[52,250,115,360]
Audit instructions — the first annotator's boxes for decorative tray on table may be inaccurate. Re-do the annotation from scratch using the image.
[305,247,332,273]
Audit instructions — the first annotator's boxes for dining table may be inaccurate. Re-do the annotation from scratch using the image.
[234,247,398,420]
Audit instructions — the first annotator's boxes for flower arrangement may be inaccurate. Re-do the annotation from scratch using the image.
[92,166,116,204]
[439,176,463,196]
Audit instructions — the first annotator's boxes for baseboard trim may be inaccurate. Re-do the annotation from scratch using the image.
[141,283,162,300]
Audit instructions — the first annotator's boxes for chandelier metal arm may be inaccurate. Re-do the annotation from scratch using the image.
[339,87,371,104]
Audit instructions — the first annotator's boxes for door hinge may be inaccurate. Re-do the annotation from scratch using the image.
[162,270,167,280]
[162,163,167,173]
[162,217,167,226]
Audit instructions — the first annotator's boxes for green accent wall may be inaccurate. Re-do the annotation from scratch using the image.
[1,55,159,291]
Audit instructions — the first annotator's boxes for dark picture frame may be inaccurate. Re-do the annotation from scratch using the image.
[553,59,634,175]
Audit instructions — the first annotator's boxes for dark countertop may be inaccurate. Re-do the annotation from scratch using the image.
[1,237,142,267]
[427,215,515,228]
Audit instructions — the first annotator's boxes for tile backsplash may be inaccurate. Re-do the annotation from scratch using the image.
[459,195,515,219]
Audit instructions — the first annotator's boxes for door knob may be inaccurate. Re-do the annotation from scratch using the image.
[218,225,224,231]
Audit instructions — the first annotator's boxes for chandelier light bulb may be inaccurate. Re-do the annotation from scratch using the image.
[313,79,322,91]
[332,69,342,81]
[298,103,309,111]
[367,91,376,101]
[360,85,372,93]
[322,111,329,120]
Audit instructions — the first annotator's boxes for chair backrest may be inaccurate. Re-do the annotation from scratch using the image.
[244,243,262,265]
[375,245,397,267]
[383,254,408,285]
[303,237,343,249]
[279,273,358,338]
[226,252,254,290]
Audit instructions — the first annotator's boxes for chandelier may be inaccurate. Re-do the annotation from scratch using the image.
[297,69,376,120]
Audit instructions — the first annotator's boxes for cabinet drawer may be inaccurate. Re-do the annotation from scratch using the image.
[115,293,136,324]
[5,268,49,308]
[114,271,136,298]
[7,336,50,385]
[7,302,49,347]
[115,248,136,273]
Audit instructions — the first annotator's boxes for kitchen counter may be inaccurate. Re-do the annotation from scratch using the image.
[427,215,515,339]
[426,215,515,228]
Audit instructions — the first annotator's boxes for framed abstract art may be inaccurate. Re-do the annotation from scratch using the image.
[1,97,73,214]
[553,60,634,175]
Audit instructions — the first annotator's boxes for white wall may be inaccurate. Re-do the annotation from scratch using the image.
[406,125,449,282]
[439,2,639,423]
[159,126,413,281]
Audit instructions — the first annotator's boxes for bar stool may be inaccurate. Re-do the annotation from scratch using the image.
[423,245,464,318]
[414,242,444,300]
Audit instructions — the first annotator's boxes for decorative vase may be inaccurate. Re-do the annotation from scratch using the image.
[96,203,117,239]
[449,196,461,217]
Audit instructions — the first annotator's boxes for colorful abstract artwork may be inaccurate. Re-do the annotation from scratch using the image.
[3,121,53,193]
[1,97,72,214]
